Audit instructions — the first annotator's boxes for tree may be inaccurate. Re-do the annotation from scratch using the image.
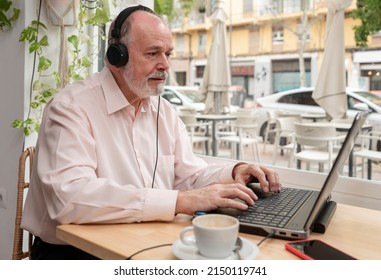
[351,0,381,47]
[268,2,323,89]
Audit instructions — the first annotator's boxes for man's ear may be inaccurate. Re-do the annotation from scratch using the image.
[108,64,125,78]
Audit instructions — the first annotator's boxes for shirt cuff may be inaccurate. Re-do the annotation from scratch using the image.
[142,188,178,222]
[219,165,237,184]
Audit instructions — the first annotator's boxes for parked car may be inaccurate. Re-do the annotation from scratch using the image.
[162,85,242,114]
[161,85,205,112]
[255,87,381,150]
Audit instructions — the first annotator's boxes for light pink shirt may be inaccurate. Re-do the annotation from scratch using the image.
[21,67,235,244]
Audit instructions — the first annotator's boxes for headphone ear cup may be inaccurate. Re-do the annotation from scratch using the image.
[106,43,129,67]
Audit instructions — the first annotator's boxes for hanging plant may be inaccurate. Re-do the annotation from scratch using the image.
[0,0,20,31]
[12,0,110,136]
[12,19,59,135]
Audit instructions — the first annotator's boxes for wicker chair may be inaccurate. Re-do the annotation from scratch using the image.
[12,146,35,260]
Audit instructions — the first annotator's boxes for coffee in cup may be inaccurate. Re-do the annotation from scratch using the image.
[180,214,239,259]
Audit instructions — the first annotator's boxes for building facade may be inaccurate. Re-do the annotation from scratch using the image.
[169,0,381,101]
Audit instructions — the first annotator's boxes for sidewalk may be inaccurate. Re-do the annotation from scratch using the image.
[195,142,381,181]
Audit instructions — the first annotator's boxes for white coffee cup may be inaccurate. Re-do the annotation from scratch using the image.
[180,214,239,259]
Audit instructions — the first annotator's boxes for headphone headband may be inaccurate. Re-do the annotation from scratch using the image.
[107,5,155,67]
[111,5,155,40]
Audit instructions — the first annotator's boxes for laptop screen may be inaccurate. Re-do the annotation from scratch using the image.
[304,111,369,230]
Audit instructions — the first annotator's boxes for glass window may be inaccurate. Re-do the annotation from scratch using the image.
[196,65,205,78]
[278,91,318,106]
[198,32,207,51]
[272,27,284,44]
[351,90,381,107]
[162,91,179,103]
[176,34,185,52]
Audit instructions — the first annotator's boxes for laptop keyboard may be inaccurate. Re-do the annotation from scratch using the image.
[238,187,312,228]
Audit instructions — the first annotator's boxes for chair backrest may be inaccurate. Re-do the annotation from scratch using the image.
[294,123,338,148]
[358,131,381,151]
[12,146,35,260]
[236,114,257,125]
[179,113,197,125]
[276,117,299,134]
[232,115,259,139]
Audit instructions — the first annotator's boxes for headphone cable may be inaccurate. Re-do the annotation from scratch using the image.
[151,96,161,188]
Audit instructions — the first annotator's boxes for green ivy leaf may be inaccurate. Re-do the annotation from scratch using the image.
[24,127,31,136]
[9,8,20,22]
[29,41,41,53]
[0,12,12,30]
[81,56,92,67]
[38,56,52,71]
[0,0,12,11]
[31,19,47,30]
[68,34,79,50]
[24,118,34,125]
[34,123,40,132]
[86,7,110,26]
[72,73,84,81]
[19,27,38,42]
[32,80,42,91]
[11,119,23,128]
[39,35,49,47]
[42,89,54,98]
[31,102,39,109]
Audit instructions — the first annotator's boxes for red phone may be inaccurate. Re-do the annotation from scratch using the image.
[285,239,356,260]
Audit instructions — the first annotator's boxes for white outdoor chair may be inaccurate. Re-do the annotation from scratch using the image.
[353,131,381,179]
[293,122,346,172]
[179,114,211,155]
[217,114,262,162]
[262,110,278,153]
[216,108,257,146]
[271,116,300,167]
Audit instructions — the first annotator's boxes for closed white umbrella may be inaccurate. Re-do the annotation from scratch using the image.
[201,7,231,114]
[312,0,352,120]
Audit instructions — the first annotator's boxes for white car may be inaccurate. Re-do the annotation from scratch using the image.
[255,87,381,150]
[161,86,205,112]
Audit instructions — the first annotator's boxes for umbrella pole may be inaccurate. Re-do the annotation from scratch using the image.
[214,91,221,114]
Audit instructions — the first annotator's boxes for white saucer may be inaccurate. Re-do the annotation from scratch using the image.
[172,237,259,260]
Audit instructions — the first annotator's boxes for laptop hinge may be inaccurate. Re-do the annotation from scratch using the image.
[312,200,337,233]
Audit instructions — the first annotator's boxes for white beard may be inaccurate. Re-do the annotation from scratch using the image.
[123,64,167,98]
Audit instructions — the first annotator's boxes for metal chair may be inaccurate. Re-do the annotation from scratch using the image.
[218,114,262,162]
[353,131,381,179]
[12,146,35,260]
[293,123,345,172]
[179,114,211,155]
[271,117,299,167]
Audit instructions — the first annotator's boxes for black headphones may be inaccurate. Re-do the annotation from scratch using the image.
[106,5,155,67]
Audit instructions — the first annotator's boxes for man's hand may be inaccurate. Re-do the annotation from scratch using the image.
[175,183,256,215]
[233,163,282,192]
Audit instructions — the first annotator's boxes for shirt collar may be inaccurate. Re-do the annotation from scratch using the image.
[100,67,156,114]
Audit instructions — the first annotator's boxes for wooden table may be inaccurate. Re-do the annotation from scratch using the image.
[56,203,381,260]
[196,114,237,156]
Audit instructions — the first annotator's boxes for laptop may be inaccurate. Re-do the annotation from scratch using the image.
[223,111,369,240]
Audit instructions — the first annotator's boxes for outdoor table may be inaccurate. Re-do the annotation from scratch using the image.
[196,114,237,157]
